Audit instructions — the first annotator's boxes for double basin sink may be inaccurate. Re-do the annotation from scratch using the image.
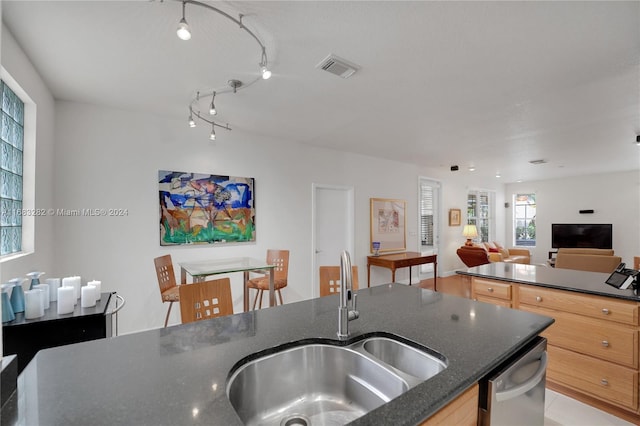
[226,334,448,425]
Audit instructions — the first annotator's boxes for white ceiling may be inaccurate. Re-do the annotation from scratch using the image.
[3,0,639,183]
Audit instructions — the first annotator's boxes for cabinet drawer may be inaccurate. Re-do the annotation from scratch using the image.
[547,345,638,411]
[519,285,639,326]
[473,278,512,300]
[475,295,512,308]
[520,305,638,369]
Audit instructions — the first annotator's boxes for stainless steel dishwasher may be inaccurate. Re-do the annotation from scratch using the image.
[479,336,548,426]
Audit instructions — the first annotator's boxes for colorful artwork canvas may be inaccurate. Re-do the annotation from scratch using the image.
[159,170,255,246]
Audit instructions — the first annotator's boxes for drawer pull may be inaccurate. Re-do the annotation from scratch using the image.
[535,296,542,302]
[487,288,494,293]
[601,308,610,315]
[600,379,609,386]
[601,340,609,347]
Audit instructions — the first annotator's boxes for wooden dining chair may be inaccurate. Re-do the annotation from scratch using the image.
[634,256,640,271]
[154,254,180,327]
[179,278,233,324]
[319,265,359,297]
[247,249,289,309]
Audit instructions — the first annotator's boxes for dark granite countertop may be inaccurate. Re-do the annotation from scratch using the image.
[4,284,553,426]
[457,263,640,302]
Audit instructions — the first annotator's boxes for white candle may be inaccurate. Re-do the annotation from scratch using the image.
[62,276,82,303]
[81,285,97,308]
[87,280,102,301]
[46,278,61,302]
[57,286,75,315]
[34,283,50,310]
[24,289,44,319]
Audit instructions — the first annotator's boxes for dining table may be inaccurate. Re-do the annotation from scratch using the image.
[179,257,276,312]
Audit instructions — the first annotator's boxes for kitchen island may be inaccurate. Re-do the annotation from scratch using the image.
[457,263,640,424]
[2,284,553,425]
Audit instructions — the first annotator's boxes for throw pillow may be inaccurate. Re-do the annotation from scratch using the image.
[488,247,499,253]
[493,241,504,249]
[500,248,510,258]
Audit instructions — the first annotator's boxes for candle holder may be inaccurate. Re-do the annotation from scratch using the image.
[372,241,381,256]
[26,271,45,290]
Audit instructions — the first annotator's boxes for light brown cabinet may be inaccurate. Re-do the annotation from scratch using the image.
[471,277,640,423]
[420,383,478,426]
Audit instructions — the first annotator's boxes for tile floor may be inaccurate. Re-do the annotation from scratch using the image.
[544,389,634,426]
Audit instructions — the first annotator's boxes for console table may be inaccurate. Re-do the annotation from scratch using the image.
[367,252,437,288]
[2,292,115,374]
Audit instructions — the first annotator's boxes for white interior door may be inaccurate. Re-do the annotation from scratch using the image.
[419,178,441,277]
[312,184,354,298]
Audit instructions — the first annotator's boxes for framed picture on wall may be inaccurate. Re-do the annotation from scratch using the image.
[370,198,406,253]
[449,208,461,226]
[158,170,255,246]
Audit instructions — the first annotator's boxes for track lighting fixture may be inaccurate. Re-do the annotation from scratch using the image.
[176,1,191,41]
[172,0,271,140]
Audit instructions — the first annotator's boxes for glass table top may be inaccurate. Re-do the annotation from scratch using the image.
[179,257,275,277]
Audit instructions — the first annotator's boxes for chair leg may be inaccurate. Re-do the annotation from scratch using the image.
[164,301,173,328]
[251,289,259,310]
[277,289,284,305]
[258,289,264,309]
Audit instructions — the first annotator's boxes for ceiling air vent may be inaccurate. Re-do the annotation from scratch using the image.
[529,159,547,165]
[316,54,360,79]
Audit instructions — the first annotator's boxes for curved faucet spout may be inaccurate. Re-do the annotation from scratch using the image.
[338,250,359,338]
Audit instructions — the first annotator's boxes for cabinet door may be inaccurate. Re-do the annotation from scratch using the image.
[548,345,638,411]
[472,278,512,301]
[519,285,638,326]
[420,384,478,426]
[520,304,638,369]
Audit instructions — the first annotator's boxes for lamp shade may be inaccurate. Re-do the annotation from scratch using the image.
[462,224,478,239]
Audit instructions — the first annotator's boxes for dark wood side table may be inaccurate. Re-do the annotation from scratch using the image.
[2,292,114,374]
[367,252,437,289]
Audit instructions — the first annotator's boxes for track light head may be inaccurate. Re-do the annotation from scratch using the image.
[188,115,196,128]
[261,66,272,80]
[177,2,191,40]
[209,92,217,115]
[210,124,216,141]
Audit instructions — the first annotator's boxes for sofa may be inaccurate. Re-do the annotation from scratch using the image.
[555,248,621,273]
[456,246,491,267]
[483,242,531,264]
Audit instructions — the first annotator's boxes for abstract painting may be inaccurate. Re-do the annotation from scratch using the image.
[159,170,255,246]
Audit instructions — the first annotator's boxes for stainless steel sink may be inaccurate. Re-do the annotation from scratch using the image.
[361,337,447,381]
[226,336,447,425]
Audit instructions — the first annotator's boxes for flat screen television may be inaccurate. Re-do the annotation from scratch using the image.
[551,223,613,249]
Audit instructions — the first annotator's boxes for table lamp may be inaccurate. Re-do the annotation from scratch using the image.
[462,224,478,246]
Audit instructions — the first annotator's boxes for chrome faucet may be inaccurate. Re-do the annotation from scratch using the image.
[337,250,359,339]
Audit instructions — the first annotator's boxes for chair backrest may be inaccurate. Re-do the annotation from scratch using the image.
[154,255,177,294]
[555,253,622,273]
[267,249,290,281]
[179,278,233,324]
[557,248,614,256]
[456,246,491,267]
[634,256,640,270]
[319,266,359,297]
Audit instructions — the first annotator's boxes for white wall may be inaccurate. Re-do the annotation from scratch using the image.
[52,100,488,334]
[505,170,640,265]
[0,27,56,284]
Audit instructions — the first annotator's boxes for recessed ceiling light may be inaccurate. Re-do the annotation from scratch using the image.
[495,173,501,178]
[468,166,476,172]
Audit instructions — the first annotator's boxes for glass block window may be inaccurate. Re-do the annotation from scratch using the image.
[0,80,24,255]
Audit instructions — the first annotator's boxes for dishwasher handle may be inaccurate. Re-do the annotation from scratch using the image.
[495,352,547,402]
